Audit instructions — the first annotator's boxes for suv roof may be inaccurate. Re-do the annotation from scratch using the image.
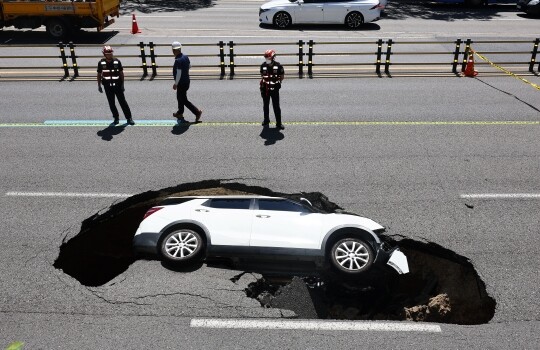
[166,195,284,199]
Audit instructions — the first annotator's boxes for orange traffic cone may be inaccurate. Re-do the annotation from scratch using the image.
[131,13,141,34]
[462,51,478,77]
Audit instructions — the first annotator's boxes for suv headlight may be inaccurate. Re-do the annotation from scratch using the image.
[259,8,270,15]
[529,0,539,5]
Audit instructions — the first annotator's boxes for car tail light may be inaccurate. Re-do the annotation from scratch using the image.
[143,206,164,219]
[371,3,385,9]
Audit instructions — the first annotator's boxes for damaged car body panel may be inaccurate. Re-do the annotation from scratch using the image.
[133,196,409,275]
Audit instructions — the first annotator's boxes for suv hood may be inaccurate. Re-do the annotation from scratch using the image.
[325,213,385,232]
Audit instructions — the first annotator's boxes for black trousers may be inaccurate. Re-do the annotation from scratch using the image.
[104,83,132,119]
[176,83,199,116]
[261,89,282,125]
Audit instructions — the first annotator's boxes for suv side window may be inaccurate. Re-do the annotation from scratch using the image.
[205,199,251,210]
[258,199,310,213]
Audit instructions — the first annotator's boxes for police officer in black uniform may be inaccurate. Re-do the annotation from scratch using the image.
[97,46,135,125]
[260,49,285,130]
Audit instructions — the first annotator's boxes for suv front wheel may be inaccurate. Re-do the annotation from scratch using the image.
[330,237,374,274]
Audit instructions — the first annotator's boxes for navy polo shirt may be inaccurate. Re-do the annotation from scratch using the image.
[173,53,191,87]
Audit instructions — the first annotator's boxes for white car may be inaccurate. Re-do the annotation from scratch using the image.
[133,196,409,275]
[259,0,386,29]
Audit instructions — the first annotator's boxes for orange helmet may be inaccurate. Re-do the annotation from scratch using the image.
[264,49,276,59]
[102,45,114,54]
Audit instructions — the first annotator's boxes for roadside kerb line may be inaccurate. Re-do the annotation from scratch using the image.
[0,120,539,128]
[190,318,442,332]
[5,192,133,198]
[460,193,540,199]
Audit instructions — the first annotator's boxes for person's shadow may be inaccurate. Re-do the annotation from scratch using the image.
[259,125,285,146]
[97,123,127,141]
[171,122,191,135]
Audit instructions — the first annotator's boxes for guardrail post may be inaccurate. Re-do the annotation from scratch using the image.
[462,38,472,72]
[219,41,226,78]
[298,40,304,78]
[148,42,157,78]
[228,41,235,78]
[452,38,462,74]
[376,39,383,75]
[57,42,69,78]
[384,39,393,75]
[529,38,539,73]
[139,41,148,78]
[307,40,314,78]
[68,41,78,78]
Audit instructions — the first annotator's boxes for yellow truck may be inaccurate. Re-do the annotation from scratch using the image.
[0,0,120,38]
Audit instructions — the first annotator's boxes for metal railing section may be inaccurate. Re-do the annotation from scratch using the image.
[0,39,538,80]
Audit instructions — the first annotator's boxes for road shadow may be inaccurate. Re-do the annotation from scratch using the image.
[259,23,381,31]
[385,1,519,21]
[259,125,285,146]
[171,122,192,135]
[0,30,118,45]
[97,123,127,141]
[516,12,540,18]
[121,0,215,14]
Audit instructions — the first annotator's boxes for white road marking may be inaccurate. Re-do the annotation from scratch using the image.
[190,319,442,332]
[460,194,540,199]
[5,192,133,198]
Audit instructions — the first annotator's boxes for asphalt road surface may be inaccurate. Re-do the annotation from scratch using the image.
[1,0,540,349]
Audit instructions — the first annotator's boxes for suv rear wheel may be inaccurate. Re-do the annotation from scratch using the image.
[330,237,374,274]
[159,229,204,264]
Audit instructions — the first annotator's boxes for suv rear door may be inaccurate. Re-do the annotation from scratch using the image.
[191,198,253,246]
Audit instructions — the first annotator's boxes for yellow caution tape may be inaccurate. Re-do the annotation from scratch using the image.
[472,49,540,91]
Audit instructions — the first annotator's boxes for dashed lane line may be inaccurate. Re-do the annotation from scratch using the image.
[5,192,133,198]
[460,194,540,199]
[0,120,538,127]
[190,318,442,332]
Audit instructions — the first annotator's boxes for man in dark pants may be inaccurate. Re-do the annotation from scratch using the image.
[97,46,134,125]
[172,41,202,123]
[260,49,285,130]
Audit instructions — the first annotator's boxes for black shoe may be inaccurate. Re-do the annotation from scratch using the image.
[276,124,285,130]
[112,118,119,125]
[195,109,203,123]
[127,118,135,125]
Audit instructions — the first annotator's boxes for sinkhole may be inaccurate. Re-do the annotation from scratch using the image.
[53,179,495,324]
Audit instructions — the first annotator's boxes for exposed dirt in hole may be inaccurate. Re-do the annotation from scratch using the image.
[53,180,495,324]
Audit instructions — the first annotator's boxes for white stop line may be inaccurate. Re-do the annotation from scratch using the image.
[5,191,133,198]
[190,319,442,333]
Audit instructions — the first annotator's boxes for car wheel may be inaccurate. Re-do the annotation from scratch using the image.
[273,11,292,29]
[345,11,364,29]
[159,229,204,264]
[330,238,374,274]
[46,19,69,38]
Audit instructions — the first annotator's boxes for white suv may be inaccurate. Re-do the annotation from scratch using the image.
[133,196,409,275]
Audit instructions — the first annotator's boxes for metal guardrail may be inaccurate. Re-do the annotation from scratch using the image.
[0,38,538,80]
